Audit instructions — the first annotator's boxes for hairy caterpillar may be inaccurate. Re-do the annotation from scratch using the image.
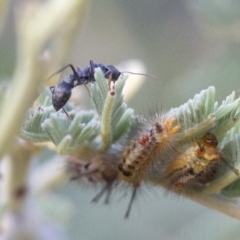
[118,115,180,217]
[148,133,231,191]
[67,152,119,203]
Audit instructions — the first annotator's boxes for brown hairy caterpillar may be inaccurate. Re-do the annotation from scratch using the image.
[67,153,119,203]
[149,132,239,193]
[118,115,180,217]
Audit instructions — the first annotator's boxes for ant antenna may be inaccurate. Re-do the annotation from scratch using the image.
[221,157,239,176]
[121,71,158,80]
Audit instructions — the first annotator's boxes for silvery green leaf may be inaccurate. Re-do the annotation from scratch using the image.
[21,106,55,142]
[69,118,100,149]
[41,112,69,146]
[172,86,216,129]
[91,68,109,116]
[91,68,134,146]
[41,110,100,151]
[112,108,134,142]
[38,87,53,106]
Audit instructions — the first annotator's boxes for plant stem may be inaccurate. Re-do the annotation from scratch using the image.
[100,89,116,150]
[189,193,240,219]
[2,140,39,212]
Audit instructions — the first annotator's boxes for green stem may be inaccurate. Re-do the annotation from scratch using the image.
[0,0,88,158]
[2,140,38,212]
[100,90,116,151]
[200,169,240,195]
[189,193,240,219]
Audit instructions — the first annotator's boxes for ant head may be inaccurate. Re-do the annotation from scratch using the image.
[50,81,72,111]
[105,65,122,82]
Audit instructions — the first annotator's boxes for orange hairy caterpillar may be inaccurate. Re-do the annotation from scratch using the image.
[164,133,223,192]
[67,153,119,203]
[118,115,180,217]
[149,132,239,193]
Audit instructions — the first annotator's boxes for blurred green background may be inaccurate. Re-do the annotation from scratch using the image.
[1,0,240,239]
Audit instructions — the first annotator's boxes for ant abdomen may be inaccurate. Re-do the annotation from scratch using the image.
[50,80,73,111]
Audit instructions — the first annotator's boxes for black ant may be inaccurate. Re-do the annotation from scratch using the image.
[49,60,157,112]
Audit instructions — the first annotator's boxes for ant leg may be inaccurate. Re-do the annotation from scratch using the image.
[104,70,112,79]
[83,84,91,97]
[89,60,95,70]
[89,60,96,81]
[104,70,117,90]
[62,107,72,121]
[106,72,114,91]
[49,86,55,93]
